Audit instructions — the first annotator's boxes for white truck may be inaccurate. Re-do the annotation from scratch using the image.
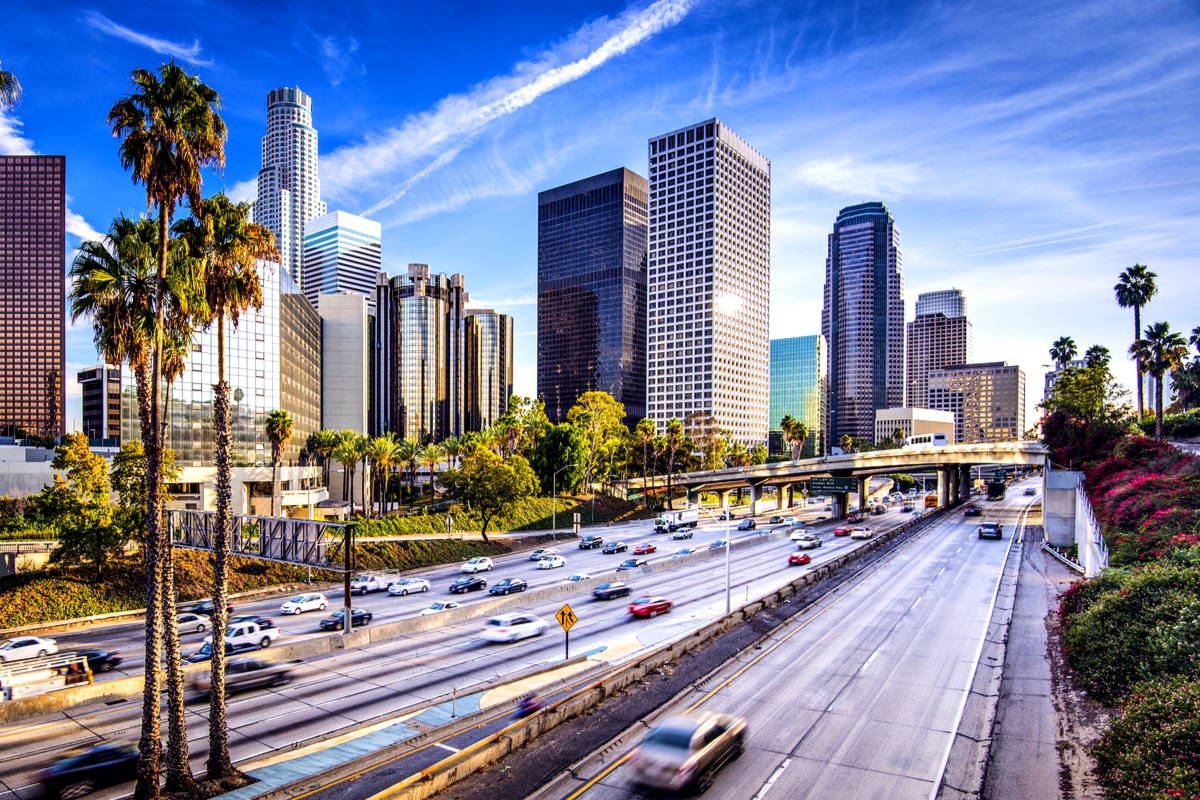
[350,571,402,595]
[205,621,281,650]
[654,508,699,533]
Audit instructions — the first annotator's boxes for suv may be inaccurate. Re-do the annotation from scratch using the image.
[630,712,747,792]
[977,522,1003,540]
[579,535,604,550]
[1024,488,1037,496]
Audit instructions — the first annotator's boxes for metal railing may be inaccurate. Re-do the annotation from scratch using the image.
[168,509,351,571]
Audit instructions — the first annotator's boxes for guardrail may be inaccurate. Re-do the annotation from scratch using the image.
[1075,484,1109,577]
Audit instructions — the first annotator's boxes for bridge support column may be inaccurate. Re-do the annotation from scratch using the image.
[859,476,870,511]
[948,469,959,504]
[718,490,731,510]
[958,466,971,502]
[779,484,792,510]
[938,469,950,507]
[750,484,763,516]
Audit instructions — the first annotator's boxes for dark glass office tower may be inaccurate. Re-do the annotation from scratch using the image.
[0,156,66,438]
[821,202,904,446]
[537,168,648,424]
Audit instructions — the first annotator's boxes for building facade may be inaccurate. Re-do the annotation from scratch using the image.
[77,365,121,443]
[302,211,382,312]
[906,312,973,410]
[537,168,648,424]
[1044,358,1086,399]
[280,271,323,459]
[873,407,955,445]
[645,119,771,446]
[928,362,1026,443]
[0,155,66,438]
[464,309,514,432]
[768,335,827,458]
[914,288,967,318]
[821,202,904,446]
[318,292,370,437]
[256,87,327,290]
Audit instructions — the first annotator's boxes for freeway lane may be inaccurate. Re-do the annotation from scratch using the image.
[546,482,1035,800]
[0,502,913,800]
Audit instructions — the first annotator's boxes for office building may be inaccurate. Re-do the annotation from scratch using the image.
[280,273,323,456]
[874,407,955,445]
[768,335,827,458]
[822,202,904,445]
[907,312,973,410]
[464,309,514,431]
[256,87,327,290]
[645,119,771,446]
[303,211,382,312]
[537,168,648,424]
[77,365,121,443]
[928,362,1026,443]
[374,264,469,442]
[0,155,66,438]
[1044,359,1086,399]
[914,288,967,318]
[318,291,370,436]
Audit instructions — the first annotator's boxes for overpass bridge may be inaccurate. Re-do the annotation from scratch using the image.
[629,441,1047,516]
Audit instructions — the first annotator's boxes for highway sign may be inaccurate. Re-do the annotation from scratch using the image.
[809,477,858,493]
[556,603,578,633]
[994,469,1008,480]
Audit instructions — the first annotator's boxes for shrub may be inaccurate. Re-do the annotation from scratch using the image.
[1138,409,1200,439]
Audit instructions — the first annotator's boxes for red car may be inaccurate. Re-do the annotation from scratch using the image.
[633,542,657,555]
[788,552,812,566]
[833,526,851,536]
[629,596,673,618]
[847,513,865,523]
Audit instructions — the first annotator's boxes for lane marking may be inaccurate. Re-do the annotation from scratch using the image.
[752,758,792,800]
[936,567,945,578]
[433,742,460,754]
[859,649,880,673]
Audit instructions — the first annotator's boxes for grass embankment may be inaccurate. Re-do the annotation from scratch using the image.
[364,494,651,536]
[0,533,569,630]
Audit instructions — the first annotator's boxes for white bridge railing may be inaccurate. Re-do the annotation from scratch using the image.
[1075,484,1109,577]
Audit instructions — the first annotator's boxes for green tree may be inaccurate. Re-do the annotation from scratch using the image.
[265,410,294,517]
[41,434,120,579]
[1130,322,1190,441]
[419,443,446,499]
[451,451,538,542]
[749,444,768,465]
[442,436,462,470]
[364,435,398,515]
[0,61,21,109]
[685,411,727,471]
[1049,336,1078,369]
[332,440,360,512]
[110,442,180,547]
[532,423,586,494]
[780,415,810,460]
[1115,264,1159,420]
[635,419,656,507]
[1085,344,1111,369]
[567,391,627,487]
[891,427,905,448]
[308,429,339,493]
[498,395,550,457]
[663,418,683,510]
[838,434,853,453]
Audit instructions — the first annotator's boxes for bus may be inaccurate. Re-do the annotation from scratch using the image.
[905,432,949,448]
[924,494,939,509]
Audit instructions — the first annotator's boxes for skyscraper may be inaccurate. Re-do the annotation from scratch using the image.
[822,202,904,446]
[0,155,65,438]
[928,362,1026,443]
[768,336,827,458]
[256,87,326,290]
[77,365,121,443]
[914,288,967,318]
[906,312,972,409]
[303,211,381,312]
[464,309,514,431]
[537,168,648,424]
[646,119,771,445]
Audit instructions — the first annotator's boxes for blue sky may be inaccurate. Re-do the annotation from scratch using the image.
[3,0,1199,432]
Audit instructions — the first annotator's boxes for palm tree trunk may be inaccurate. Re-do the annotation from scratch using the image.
[641,442,648,509]
[1156,375,1164,440]
[271,458,279,518]
[1135,306,1144,419]
[667,451,674,511]
[161,542,195,793]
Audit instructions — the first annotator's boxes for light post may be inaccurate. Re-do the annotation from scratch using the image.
[552,464,572,540]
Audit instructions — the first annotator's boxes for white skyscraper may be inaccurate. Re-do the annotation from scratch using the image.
[303,211,382,312]
[256,87,326,290]
[645,119,771,446]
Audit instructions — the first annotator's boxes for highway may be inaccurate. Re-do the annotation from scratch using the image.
[0,493,915,800]
[542,481,1035,800]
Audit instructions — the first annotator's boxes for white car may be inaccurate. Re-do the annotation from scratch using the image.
[537,555,567,569]
[911,510,923,519]
[204,621,280,650]
[782,517,799,526]
[388,578,431,596]
[562,573,592,583]
[480,613,548,643]
[0,636,57,662]
[280,593,328,615]
[850,527,873,540]
[528,548,559,561]
[793,533,823,549]
[420,601,461,616]
[176,612,211,634]
[461,557,494,573]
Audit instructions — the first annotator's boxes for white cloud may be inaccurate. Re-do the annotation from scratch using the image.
[466,293,536,308]
[226,178,258,203]
[317,33,364,87]
[65,209,103,243]
[83,11,212,65]
[0,111,35,155]
[793,157,921,198]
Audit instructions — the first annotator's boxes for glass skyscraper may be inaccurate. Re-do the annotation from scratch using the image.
[0,155,66,437]
[302,210,381,312]
[464,309,514,431]
[822,202,904,445]
[768,336,827,458]
[537,168,648,424]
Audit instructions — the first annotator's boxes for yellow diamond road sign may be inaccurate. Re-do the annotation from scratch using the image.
[556,603,578,633]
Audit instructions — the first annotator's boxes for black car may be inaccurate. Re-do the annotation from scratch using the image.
[450,575,488,594]
[769,516,784,524]
[593,581,631,600]
[737,519,756,531]
[964,506,983,517]
[602,541,628,554]
[38,739,138,798]
[229,614,276,629]
[489,578,528,595]
[75,650,122,673]
[319,608,373,630]
[183,641,260,664]
[617,558,649,571]
[181,599,234,617]
[579,536,604,550]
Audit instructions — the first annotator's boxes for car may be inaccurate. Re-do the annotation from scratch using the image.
[450,575,488,593]
[175,612,211,634]
[319,608,373,630]
[480,613,548,643]
[964,506,983,517]
[671,529,694,540]
[562,573,592,584]
[911,510,923,519]
[902,503,915,512]
[788,552,812,566]
[737,519,756,531]
[191,657,296,696]
[978,522,1003,540]
[617,558,649,571]
[461,557,494,573]
[1025,488,1038,496]
[579,535,604,549]
[717,510,734,521]
[0,636,57,662]
[850,527,873,539]
[792,533,822,549]
[180,599,233,617]
[823,504,833,512]
[674,548,698,557]
[594,581,632,600]
[490,577,529,595]
[528,548,558,561]
[769,515,785,524]
[629,596,673,618]
[37,739,138,799]
[420,601,461,616]
[709,540,728,550]
[833,526,851,537]
[388,577,432,596]
[204,621,280,650]
[847,513,865,523]
[629,712,748,793]
[602,541,628,554]
[228,615,276,630]
[872,505,887,515]
[350,573,398,595]
[633,542,657,555]
[783,517,799,526]
[74,650,122,673]
[280,593,328,615]
[538,554,568,569]
[183,641,261,664]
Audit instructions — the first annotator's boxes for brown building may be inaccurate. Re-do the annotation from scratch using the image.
[906,312,972,410]
[0,155,66,438]
[928,361,1026,443]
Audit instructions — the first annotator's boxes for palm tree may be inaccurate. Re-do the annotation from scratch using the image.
[1130,322,1189,440]
[664,418,683,511]
[420,444,446,498]
[780,415,810,460]
[332,441,359,515]
[839,434,853,453]
[1049,336,1078,370]
[892,427,905,448]
[0,61,21,109]
[265,410,294,517]
[397,438,420,501]
[635,419,656,509]
[309,429,339,494]
[1190,326,1200,355]
[1115,264,1158,419]
[442,436,462,470]
[1084,344,1111,369]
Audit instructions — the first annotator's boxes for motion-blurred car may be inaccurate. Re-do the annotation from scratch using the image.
[872,505,887,515]
[529,548,559,561]
[833,526,851,537]
[420,601,461,616]
[964,506,983,517]
[0,636,57,662]
[205,621,280,649]
[461,557,494,573]
[617,558,649,571]
[578,536,604,549]
[633,543,657,555]
[628,596,673,618]
[717,510,735,521]
[602,541,628,554]
[228,615,275,630]
[1024,488,1037,496]
[628,712,747,793]
[708,540,728,550]
[319,608,372,630]
[671,529,694,540]
[388,577,431,596]
[280,593,327,615]
[736,519,756,531]
[788,552,812,566]
[850,527,873,540]
[768,515,785,524]
[902,503,915,513]
[75,650,122,673]
[977,522,1003,540]
[594,581,631,600]
[38,739,137,799]
[562,573,592,584]
[183,641,260,664]
[480,613,547,643]
[911,510,923,519]
[490,577,529,595]
[783,517,799,526]
[823,505,833,512]
[180,599,233,617]
[175,612,211,634]
[537,555,567,569]
[191,657,296,696]
[674,548,698,557]
[847,513,865,523]
[792,533,822,549]
[450,575,487,593]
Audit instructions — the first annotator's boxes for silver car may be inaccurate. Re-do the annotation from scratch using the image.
[792,533,822,549]
[629,712,747,792]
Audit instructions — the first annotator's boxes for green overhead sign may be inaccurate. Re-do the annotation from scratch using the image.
[809,477,858,493]
[994,469,1008,480]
